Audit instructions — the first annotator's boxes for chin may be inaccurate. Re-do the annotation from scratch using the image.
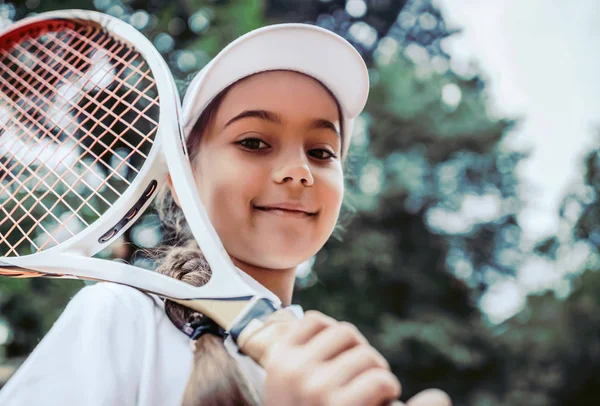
[226,229,332,270]
[245,246,316,270]
[255,255,310,270]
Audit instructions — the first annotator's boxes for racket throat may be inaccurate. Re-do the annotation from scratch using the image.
[172,296,262,332]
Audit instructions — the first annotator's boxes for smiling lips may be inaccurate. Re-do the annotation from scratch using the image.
[253,203,317,218]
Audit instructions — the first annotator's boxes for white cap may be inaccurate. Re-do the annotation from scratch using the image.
[181,23,369,158]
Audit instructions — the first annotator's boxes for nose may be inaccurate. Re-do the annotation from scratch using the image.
[273,157,314,187]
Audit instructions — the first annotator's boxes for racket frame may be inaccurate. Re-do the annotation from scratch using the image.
[0,9,267,305]
[0,10,169,257]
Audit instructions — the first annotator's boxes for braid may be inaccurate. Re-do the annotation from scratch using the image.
[154,240,259,406]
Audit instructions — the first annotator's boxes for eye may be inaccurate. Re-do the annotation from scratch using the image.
[236,137,270,151]
[308,148,337,160]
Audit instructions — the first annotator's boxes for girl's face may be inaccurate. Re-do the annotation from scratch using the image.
[192,71,344,270]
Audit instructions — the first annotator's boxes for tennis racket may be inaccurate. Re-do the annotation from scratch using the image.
[0,9,295,360]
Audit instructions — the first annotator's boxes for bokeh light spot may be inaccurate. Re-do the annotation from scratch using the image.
[442,83,462,110]
[106,4,125,18]
[130,10,150,30]
[168,17,186,36]
[397,11,416,30]
[0,3,16,19]
[25,0,39,10]
[418,12,437,31]
[0,320,12,345]
[189,10,210,34]
[348,22,378,49]
[173,50,198,72]
[346,0,367,18]
[154,33,175,54]
[404,43,429,65]
[93,0,111,11]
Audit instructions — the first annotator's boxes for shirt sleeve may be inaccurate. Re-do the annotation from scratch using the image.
[0,283,145,406]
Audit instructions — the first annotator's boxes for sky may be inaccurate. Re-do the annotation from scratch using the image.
[436,0,600,322]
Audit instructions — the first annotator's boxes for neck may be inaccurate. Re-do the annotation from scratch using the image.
[230,257,296,306]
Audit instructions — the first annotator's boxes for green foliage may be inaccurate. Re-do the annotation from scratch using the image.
[573,149,600,250]
[0,278,82,360]
[490,265,600,406]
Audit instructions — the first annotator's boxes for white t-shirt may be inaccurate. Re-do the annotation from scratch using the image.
[0,270,295,405]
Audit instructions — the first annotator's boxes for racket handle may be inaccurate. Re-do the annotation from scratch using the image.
[235,306,299,366]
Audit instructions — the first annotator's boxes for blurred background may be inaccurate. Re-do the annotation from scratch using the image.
[0,0,598,404]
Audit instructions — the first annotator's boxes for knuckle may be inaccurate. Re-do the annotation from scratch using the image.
[338,321,361,336]
[304,310,335,327]
[304,310,325,319]
[336,322,362,343]
[356,345,390,369]
[373,371,401,397]
[354,344,374,357]
[372,351,391,370]
[304,310,321,319]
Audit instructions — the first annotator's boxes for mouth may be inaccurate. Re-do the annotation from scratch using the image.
[253,204,318,218]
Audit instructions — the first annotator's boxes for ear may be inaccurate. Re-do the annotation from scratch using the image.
[166,174,182,207]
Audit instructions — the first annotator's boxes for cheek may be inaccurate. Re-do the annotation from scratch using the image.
[319,172,344,231]
[195,159,250,215]
[193,154,265,237]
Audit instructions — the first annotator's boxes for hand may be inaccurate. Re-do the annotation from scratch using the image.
[262,310,406,406]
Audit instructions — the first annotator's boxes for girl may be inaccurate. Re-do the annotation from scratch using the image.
[0,24,451,406]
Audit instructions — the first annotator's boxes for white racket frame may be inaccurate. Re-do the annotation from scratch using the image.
[0,10,262,303]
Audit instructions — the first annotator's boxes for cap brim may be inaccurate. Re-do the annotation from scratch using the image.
[181,23,369,157]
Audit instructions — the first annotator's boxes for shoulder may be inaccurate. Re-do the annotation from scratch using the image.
[71,281,160,309]
[0,285,171,405]
[65,282,164,327]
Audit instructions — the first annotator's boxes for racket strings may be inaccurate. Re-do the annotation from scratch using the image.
[0,21,160,256]
[0,30,152,200]
[0,28,99,254]
[2,27,155,174]
[0,62,125,203]
[20,32,160,156]
[0,92,124,209]
[0,26,126,251]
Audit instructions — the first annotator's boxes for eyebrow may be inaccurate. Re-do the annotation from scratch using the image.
[224,109,340,137]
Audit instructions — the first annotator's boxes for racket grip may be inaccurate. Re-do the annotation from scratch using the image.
[234,303,300,367]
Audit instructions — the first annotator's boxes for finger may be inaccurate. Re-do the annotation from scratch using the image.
[332,368,401,406]
[305,321,370,361]
[323,345,390,386]
[406,389,452,406]
[285,310,337,346]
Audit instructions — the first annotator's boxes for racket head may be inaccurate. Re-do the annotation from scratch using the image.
[0,10,176,261]
[0,10,261,302]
